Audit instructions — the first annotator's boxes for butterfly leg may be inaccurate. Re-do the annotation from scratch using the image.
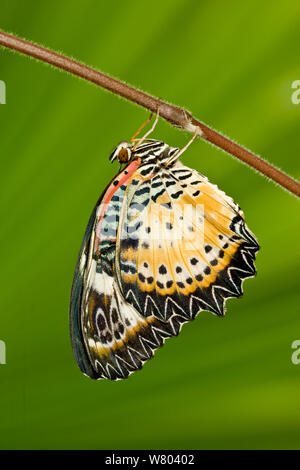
[131,112,154,142]
[133,108,160,150]
[166,126,201,165]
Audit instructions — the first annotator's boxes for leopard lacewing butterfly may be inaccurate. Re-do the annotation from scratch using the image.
[70,138,259,380]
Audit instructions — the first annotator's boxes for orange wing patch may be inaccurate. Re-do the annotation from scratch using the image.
[117,162,259,319]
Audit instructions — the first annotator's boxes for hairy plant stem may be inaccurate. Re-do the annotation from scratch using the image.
[1,30,299,197]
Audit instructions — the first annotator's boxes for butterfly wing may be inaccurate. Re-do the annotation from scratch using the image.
[70,155,259,381]
[69,196,102,379]
[70,161,177,380]
[69,166,135,379]
[117,160,259,326]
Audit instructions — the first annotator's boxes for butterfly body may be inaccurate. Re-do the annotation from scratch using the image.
[70,139,259,380]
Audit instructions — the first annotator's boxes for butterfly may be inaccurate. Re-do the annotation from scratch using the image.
[69,133,259,380]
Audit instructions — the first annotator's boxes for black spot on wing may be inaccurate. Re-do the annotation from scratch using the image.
[151,188,165,202]
[171,190,183,200]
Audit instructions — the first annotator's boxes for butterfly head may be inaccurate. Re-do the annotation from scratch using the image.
[109,141,132,164]
[109,139,180,168]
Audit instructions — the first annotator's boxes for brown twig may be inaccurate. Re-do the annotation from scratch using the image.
[1,30,299,198]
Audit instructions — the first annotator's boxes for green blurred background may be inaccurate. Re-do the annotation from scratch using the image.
[0,0,300,450]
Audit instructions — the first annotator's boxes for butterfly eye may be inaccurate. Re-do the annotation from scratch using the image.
[118,146,131,163]
[109,142,131,163]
